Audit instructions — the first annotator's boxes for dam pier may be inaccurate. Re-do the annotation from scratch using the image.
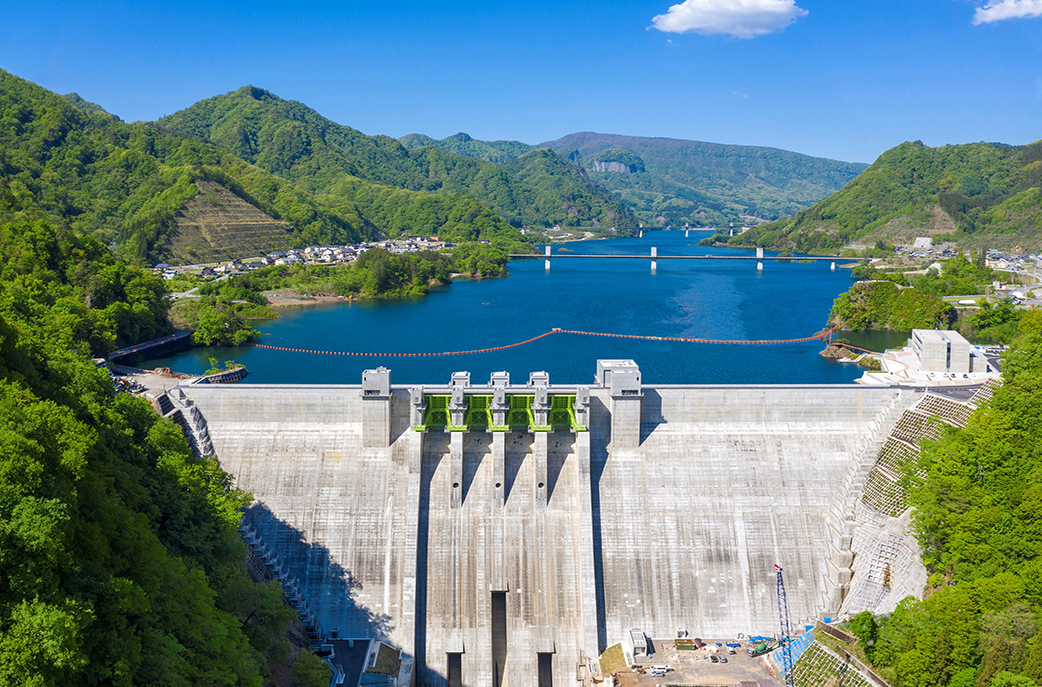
[154,361,994,686]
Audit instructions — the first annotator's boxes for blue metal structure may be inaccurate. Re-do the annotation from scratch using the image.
[776,563,796,687]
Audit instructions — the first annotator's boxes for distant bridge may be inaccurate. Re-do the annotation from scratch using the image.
[510,246,873,272]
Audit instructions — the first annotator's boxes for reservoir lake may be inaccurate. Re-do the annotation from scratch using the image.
[141,231,890,385]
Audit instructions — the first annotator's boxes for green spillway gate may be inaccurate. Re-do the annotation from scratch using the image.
[415,395,450,431]
[464,395,492,430]
[415,394,586,432]
[506,395,534,431]
[550,394,584,431]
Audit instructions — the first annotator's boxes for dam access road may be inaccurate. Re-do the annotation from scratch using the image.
[152,361,993,687]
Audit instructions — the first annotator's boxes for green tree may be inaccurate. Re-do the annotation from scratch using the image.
[990,672,1040,687]
[191,307,258,346]
[291,650,333,687]
[0,214,301,685]
[848,611,879,660]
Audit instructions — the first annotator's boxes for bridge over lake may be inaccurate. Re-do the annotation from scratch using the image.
[510,246,873,272]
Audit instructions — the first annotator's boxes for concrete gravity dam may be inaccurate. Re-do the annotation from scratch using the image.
[154,360,991,687]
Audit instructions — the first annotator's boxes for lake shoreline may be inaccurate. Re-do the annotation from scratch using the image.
[141,233,868,385]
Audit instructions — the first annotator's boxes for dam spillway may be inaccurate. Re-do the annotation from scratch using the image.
[172,362,927,686]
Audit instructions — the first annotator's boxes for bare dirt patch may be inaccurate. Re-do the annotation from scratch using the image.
[853,204,956,247]
[264,289,355,308]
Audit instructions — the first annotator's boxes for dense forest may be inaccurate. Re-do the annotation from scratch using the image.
[157,87,635,230]
[0,214,329,685]
[830,254,992,331]
[0,70,369,262]
[830,254,1028,343]
[840,316,1042,687]
[0,70,537,264]
[737,140,1042,253]
[830,280,955,331]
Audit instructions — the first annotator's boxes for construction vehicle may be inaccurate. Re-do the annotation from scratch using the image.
[746,642,771,657]
[746,639,783,657]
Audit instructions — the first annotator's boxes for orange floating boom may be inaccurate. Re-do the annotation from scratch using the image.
[245,326,839,358]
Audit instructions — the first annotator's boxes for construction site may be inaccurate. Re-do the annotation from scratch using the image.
[150,358,998,687]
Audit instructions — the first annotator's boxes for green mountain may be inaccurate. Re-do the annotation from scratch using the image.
[733,139,1042,253]
[158,87,635,229]
[61,92,116,118]
[540,132,868,227]
[399,130,868,227]
[399,132,533,164]
[0,71,528,264]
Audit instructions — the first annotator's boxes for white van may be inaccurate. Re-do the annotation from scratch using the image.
[649,664,670,672]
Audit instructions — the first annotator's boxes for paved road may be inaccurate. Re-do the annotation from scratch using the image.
[168,286,200,300]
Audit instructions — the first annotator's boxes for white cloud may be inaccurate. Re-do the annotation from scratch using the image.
[651,0,808,38]
[973,0,1042,24]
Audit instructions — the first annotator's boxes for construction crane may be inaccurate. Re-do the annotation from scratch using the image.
[775,564,796,687]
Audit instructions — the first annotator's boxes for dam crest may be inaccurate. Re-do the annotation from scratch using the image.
[157,361,977,686]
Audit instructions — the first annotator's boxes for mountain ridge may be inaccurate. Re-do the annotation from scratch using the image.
[158,87,636,230]
[540,131,868,226]
[398,129,868,226]
[731,139,1042,253]
[0,71,535,263]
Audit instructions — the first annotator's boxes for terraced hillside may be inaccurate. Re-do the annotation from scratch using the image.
[166,181,292,263]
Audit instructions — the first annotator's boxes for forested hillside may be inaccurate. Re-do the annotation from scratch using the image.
[60,92,115,118]
[0,210,331,685]
[398,130,865,227]
[541,132,867,226]
[735,140,1042,252]
[0,70,373,263]
[158,87,634,229]
[399,132,532,164]
[0,70,534,264]
[837,316,1042,687]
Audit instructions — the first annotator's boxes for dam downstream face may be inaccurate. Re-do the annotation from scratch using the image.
[179,378,920,686]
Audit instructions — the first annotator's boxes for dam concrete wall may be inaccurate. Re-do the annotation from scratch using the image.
[178,372,923,686]
[595,385,919,646]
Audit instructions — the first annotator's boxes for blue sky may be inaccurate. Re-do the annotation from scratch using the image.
[2,0,1040,163]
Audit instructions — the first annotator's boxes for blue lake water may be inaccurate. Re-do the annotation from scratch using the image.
[141,231,871,385]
